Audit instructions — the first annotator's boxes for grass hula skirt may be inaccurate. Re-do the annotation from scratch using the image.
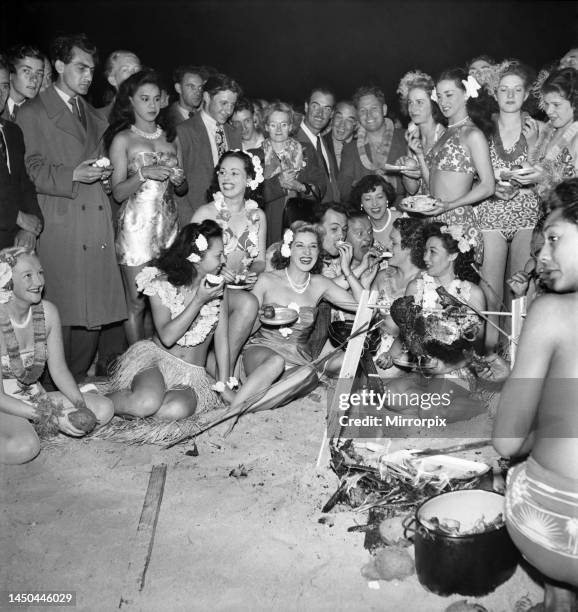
[92,340,225,445]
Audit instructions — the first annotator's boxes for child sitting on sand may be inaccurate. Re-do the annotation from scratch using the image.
[493,178,578,612]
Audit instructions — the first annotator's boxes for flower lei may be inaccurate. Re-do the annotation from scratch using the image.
[213,191,260,264]
[187,233,208,263]
[421,274,470,312]
[440,224,477,253]
[248,154,264,190]
[0,303,47,385]
[356,119,395,174]
[281,229,293,258]
[135,267,221,347]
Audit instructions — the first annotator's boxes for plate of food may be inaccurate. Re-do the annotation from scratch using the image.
[399,195,438,214]
[259,305,299,326]
[392,354,438,373]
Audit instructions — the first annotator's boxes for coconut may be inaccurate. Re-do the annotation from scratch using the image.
[68,406,97,433]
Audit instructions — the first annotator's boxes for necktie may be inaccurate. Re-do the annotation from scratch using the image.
[316,134,329,175]
[215,124,226,158]
[71,97,86,130]
[0,129,7,171]
[9,104,18,123]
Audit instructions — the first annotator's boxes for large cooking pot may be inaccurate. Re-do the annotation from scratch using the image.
[403,489,519,597]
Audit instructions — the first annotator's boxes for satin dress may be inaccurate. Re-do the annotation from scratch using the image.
[116,151,179,266]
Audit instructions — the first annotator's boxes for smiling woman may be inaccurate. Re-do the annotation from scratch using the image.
[0,247,114,464]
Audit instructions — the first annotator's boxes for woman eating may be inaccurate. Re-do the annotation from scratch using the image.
[105,69,187,345]
[517,67,578,198]
[252,101,325,245]
[396,70,446,195]
[0,247,113,464]
[349,174,401,249]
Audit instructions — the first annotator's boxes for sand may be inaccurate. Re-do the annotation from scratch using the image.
[1,387,544,612]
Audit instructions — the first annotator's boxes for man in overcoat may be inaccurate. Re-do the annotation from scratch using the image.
[17,33,126,380]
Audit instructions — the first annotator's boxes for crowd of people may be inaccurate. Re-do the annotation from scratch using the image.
[0,33,577,610]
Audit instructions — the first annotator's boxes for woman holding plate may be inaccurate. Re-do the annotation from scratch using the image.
[407,69,495,263]
[237,221,376,401]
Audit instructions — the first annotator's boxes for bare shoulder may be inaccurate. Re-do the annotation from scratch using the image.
[463,124,487,145]
[41,300,60,329]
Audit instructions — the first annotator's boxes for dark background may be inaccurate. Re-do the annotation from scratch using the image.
[1,0,576,110]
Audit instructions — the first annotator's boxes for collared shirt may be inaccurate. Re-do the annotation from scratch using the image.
[201,110,227,165]
[54,85,75,113]
[177,104,190,120]
[0,123,11,172]
[301,121,330,173]
[6,98,24,121]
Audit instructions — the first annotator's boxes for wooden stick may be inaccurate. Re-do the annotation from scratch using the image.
[119,464,167,608]
[471,263,509,313]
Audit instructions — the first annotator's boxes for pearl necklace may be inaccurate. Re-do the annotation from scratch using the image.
[285,268,310,294]
[448,116,469,129]
[131,124,163,140]
[371,208,391,233]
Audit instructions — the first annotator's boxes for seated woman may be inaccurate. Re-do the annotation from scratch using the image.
[418,68,495,263]
[373,218,426,368]
[251,101,325,245]
[493,180,578,611]
[379,221,485,366]
[350,174,401,249]
[237,221,375,402]
[192,150,265,370]
[0,247,113,464]
[107,221,231,419]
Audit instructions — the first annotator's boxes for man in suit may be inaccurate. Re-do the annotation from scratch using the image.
[327,101,357,172]
[338,86,406,203]
[296,87,337,202]
[1,45,44,123]
[0,59,43,250]
[100,49,141,118]
[16,33,127,381]
[163,65,206,132]
[176,73,242,224]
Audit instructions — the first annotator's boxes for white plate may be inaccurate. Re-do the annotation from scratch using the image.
[399,195,438,213]
[260,307,299,327]
[227,284,249,290]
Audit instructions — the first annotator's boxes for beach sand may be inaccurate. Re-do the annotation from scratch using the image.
[1,387,543,612]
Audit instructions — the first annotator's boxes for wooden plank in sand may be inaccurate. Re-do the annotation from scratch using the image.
[119,463,167,608]
[510,297,526,367]
[316,290,377,467]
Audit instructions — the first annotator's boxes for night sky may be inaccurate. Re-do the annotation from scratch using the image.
[1,0,577,111]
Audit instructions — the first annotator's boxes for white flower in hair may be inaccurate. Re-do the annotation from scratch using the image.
[462,75,482,99]
[195,234,208,252]
[187,253,201,263]
[281,229,293,258]
[440,224,476,253]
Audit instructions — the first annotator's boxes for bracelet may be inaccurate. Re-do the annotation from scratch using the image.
[137,167,146,182]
